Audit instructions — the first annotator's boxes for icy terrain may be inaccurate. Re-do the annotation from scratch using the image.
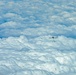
[0,0,76,75]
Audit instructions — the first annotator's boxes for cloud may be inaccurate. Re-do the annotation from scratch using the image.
[0,0,76,38]
[0,35,76,75]
[0,0,76,75]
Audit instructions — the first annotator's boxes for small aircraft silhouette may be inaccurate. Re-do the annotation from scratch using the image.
[49,36,57,39]
[52,36,54,39]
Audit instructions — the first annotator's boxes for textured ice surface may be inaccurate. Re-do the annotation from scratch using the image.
[0,0,76,75]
